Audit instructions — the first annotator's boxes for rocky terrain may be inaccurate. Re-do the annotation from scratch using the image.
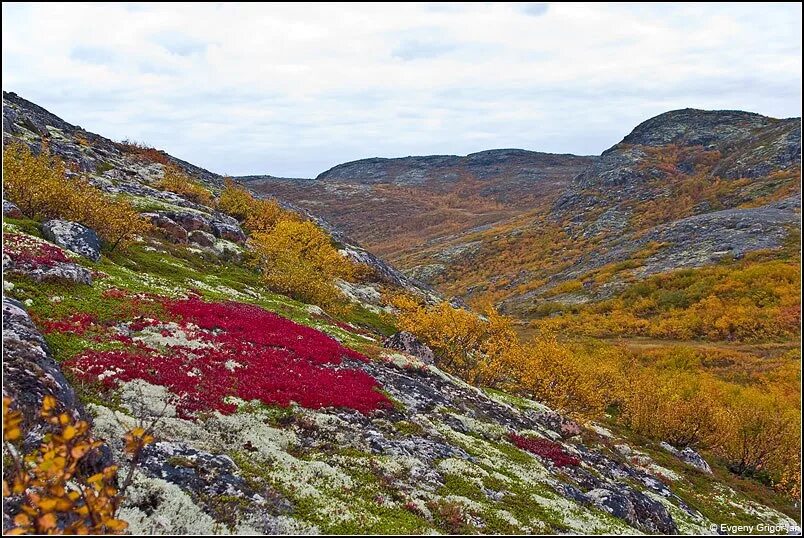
[2,93,801,535]
[242,150,594,259]
[243,108,800,317]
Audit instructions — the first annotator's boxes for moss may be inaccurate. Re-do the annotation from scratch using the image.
[343,305,397,337]
[393,420,424,437]
[439,474,486,503]
[2,216,43,237]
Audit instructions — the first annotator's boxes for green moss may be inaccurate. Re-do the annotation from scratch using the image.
[343,305,397,337]
[2,216,43,237]
[439,474,486,503]
[393,420,424,437]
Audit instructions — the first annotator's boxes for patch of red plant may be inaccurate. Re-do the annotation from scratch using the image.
[65,297,391,417]
[508,433,580,468]
[39,313,98,335]
[3,233,71,268]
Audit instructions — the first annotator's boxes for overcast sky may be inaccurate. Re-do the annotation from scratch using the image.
[2,3,801,177]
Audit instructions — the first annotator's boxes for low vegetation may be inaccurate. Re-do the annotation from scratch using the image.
[218,179,359,311]
[3,142,150,250]
[153,164,214,206]
[395,296,801,498]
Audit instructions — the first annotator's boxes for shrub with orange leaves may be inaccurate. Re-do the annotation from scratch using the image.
[154,165,214,206]
[2,395,155,535]
[3,142,151,251]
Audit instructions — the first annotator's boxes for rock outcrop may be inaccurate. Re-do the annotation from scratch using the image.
[42,219,102,262]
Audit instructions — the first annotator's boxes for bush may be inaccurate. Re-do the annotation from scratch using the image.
[2,395,154,534]
[250,219,356,311]
[217,178,294,233]
[154,165,214,206]
[3,142,150,251]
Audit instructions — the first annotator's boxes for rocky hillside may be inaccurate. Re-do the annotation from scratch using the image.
[242,150,594,259]
[3,94,800,534]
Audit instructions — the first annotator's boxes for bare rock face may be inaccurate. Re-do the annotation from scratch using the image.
[41,219,102,262]
[383,331,435,365]
[2,296,85,441]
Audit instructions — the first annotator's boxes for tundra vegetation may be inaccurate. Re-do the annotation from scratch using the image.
[2,111,800,535]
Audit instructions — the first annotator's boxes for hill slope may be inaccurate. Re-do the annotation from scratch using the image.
[242,150,595,259]
[2,93,800,534]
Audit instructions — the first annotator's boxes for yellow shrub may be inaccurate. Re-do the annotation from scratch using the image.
[154,164,214,206]
[3,142,150,251]
[250,219,356,310]
[217,178,296,233]
[2,395,155,534]
[217,179,255,221]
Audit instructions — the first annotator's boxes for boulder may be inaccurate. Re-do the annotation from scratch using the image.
[3,199,23,219]
[586,487,677,534]
[210,221,246,243]
[383,331,435,365]
[188,230,216,248]
[142,213,188,244]
[163,211,212,233]
[27,263,93,286]
[660,442,712,474]
[41,220,101,262]
[2,296,86,442]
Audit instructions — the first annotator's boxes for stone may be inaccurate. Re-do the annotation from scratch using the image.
[188,230,216,248]
[3,199,23,218]
[163,211,212,233]
[2,297,86,444]
[41,220,101,262]
[142,213,188,244]
[383,331,435,365]
[26,263,93,285]
[660,442,712,474]
[210,220,246,243]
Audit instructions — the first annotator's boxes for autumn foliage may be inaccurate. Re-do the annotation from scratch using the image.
[2,395,154,534]
[153,164,214,206]
[394,295,801,496]
[3,142,150,251]
[216,179,358,310]
[64,296,391,416]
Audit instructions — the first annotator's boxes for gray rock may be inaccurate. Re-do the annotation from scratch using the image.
[3,199,23,218]
[210,220,246,243]
[2,297,85,442]
[188,229,216,248]
[660,442,712,474]
[41,220,101,262]
[26,263,93,285]
[383,331,435,364]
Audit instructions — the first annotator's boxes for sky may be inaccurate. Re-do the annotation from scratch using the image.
[2,2,802,178]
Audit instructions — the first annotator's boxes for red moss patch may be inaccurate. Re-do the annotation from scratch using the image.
[508,433,580,467]
[3,233,71,268]
[64,297,391,417]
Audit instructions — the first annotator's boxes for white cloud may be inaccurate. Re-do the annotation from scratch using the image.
[2,2,801,177]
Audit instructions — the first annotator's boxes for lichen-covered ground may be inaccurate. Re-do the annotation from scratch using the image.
[2,92,800,535]
[4,216,800,535]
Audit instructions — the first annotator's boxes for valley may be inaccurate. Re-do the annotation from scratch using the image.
[2,91,801,534]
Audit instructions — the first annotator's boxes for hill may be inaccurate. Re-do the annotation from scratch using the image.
[2,92,800,534]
